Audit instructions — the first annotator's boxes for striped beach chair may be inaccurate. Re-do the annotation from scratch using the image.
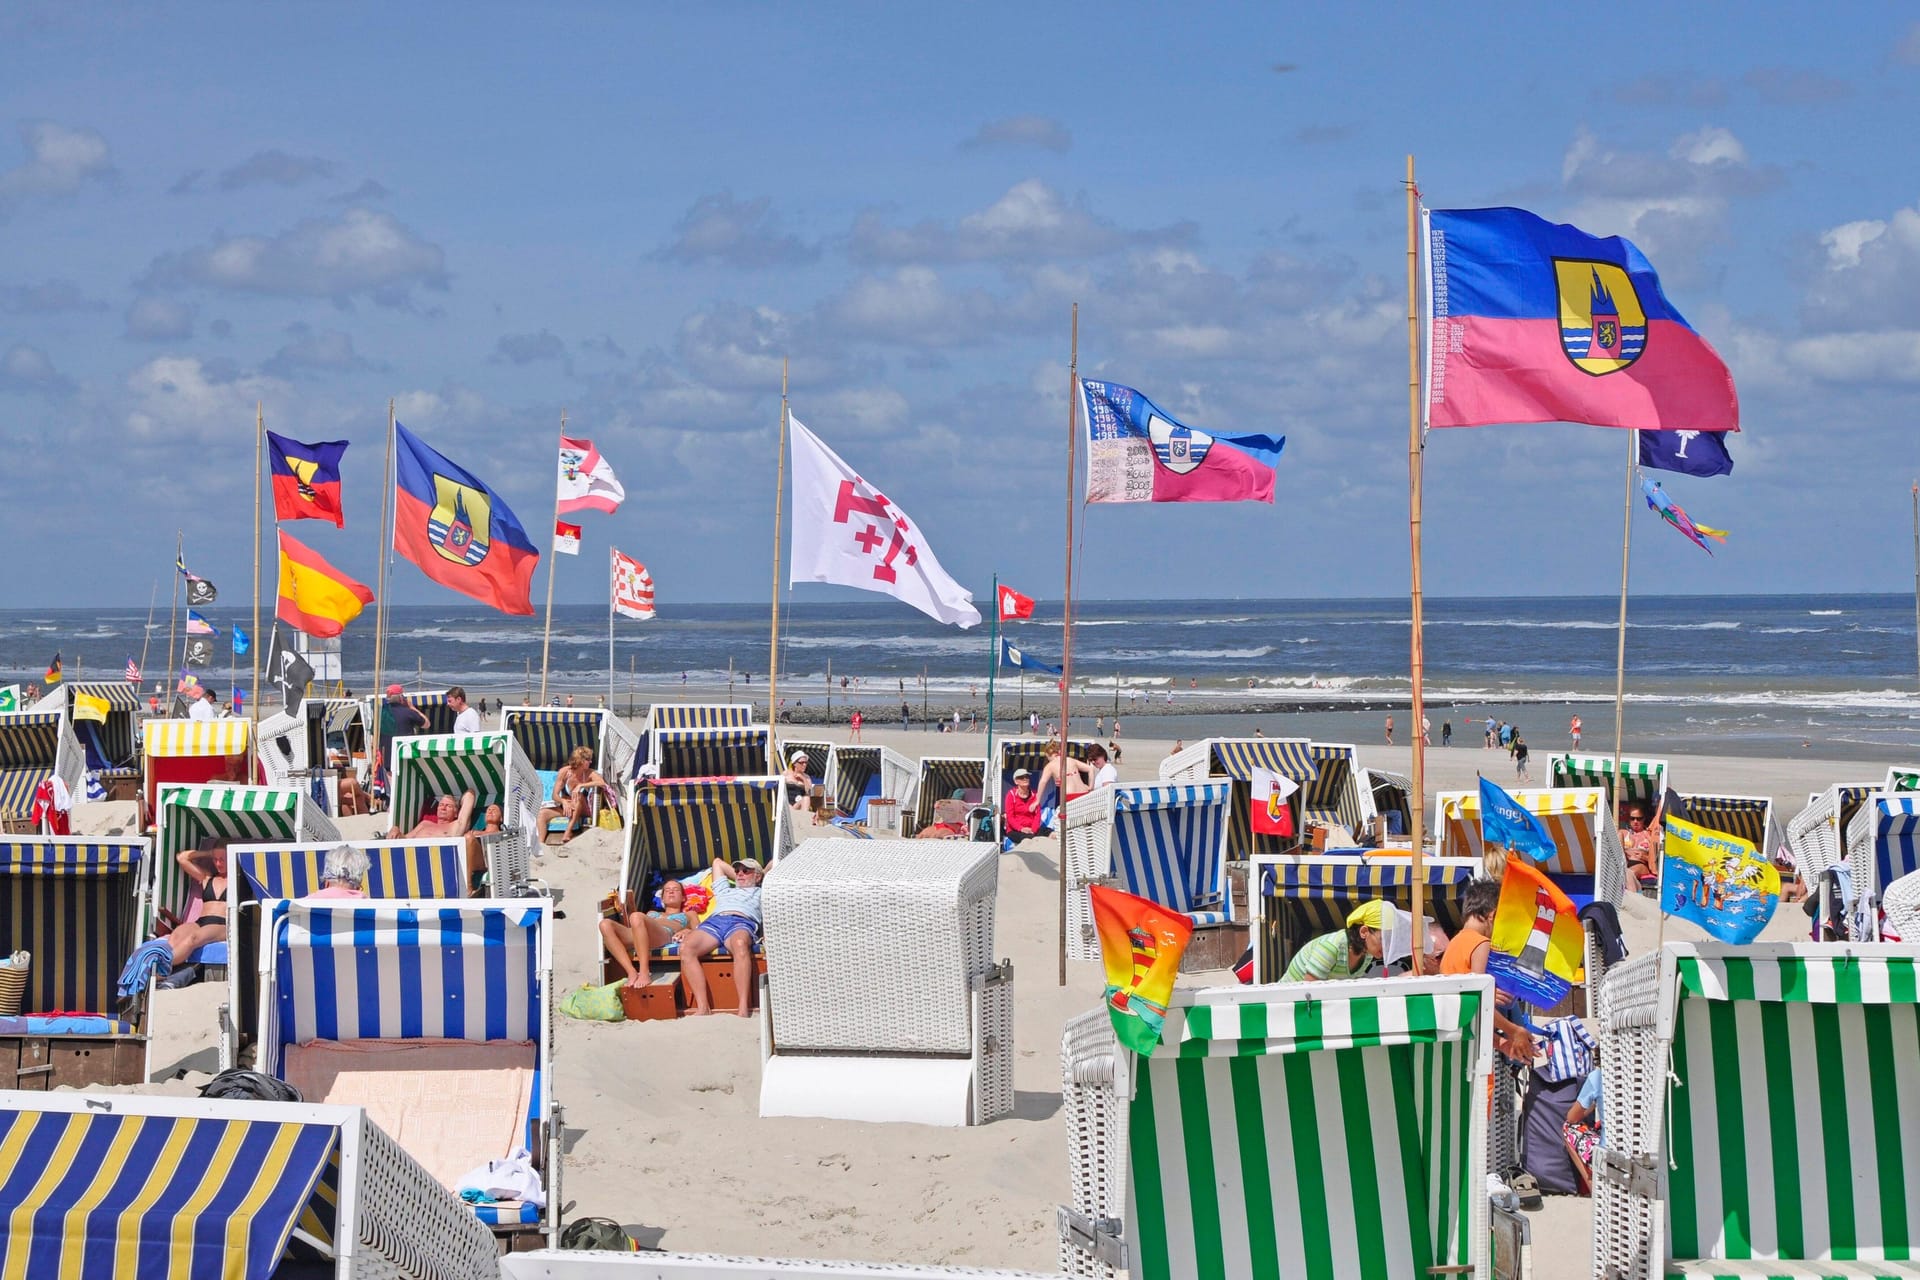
[1844,794,1920,942]
[31,680,143,803]
[503,705,638,786]
[988,738,1098,822]
[1058,975,1525,1280]
[1546,752,1669,813]
[1301,742,1365,838]
[1247,853,1481,982]
[1159,737,1320,858]
[1593,942,1920,1279]
[636,703,758,776]
[1680,792,1776,855]
[1359,767,1415,842]
[0,836,150,1087]
[390,732,541,895]
[0,1087,499,1280]
[1789,782,1880,940]
[0,711,83,831]
[259,898,560,1248]
[141,717,261,822]
[903,756,989,837]
[826,743,915,831]
[652,724,775,780]
[1063,783,1232,964]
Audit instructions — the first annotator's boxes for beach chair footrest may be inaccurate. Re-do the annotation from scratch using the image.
[1597,1149,1659,1199]
[1057,1205,1128,1270]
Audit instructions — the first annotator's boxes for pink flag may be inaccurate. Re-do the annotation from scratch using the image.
[557,436,625,515]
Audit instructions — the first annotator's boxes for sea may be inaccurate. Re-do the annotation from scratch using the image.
[5,594,1918,762]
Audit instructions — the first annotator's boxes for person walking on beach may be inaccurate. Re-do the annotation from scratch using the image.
[448,686,480,735]
[1512,734,1531,782]
[1095,715,1104,737]
[1384,715,1394,746]
[1569,714,1582,748]
[850,710,862,742]
[900,701,910,732]
[1484,718,1497,749]
[1442,720,1452,747]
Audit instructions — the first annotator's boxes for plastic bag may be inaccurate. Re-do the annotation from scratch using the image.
[561,1217,637,1251]
[559,981,626,1022]
[597,806,622,831]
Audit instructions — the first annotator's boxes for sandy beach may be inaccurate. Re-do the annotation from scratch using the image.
[111,727,1846,1277]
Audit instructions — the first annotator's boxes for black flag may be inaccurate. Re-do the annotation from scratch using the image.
[183,636,214,667]
[268,631,315,709]
[177,553,217,605]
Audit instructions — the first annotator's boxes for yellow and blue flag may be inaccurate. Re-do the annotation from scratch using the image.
[1661,813,1779,944]
[1486,857,1584,1007]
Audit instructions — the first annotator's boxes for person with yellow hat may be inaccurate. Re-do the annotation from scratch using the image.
[1281,900,1390,983]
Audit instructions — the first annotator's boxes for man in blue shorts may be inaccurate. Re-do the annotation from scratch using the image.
[678,856,765,1017]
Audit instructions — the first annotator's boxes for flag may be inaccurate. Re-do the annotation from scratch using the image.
[124,658,139,684]
[1250,765,1298,837]
[556,436,625,515]
[1425,207,1739,433]
[1485,857,1586,1007]
[1640,429,1733,478]
[1090,884,1193,1055]
[267,632,315,709]
[788,416,982,628]
[1661,813,1780,945]
[611,548,656,620]
[176,556,216,605]
[997,585,1035,621]
[0,687,16,713]
[175,672,200,694]
[1000,637,1061,675]
[266,432,348,527]
[185,610,217,636]
[276,531,375,638]
[43,654,60,685]
[1082,379,1284,504]
[183,636,214,668]
[231,626,250,657]
[393,422,540,616]
[554,520,582,556]
[73,691,110,725]
[1477,775,1558,862]
[1641,477,1728,554]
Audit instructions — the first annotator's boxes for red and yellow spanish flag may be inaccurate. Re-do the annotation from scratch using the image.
[276,531,374,638]
[1090,884,1192,1055]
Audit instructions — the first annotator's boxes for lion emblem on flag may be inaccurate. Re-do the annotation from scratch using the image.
[1147,414,1213,475]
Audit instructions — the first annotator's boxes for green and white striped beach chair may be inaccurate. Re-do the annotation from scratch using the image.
[1059,975,1527,1280]
[390,732,542,895]
[1593,942,1920,1279]
[1547,754,1669,814]
[148,783,341,948]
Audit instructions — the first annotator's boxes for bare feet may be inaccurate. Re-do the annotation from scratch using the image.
[688,1007,713,1016]
[733,1007,753,1019]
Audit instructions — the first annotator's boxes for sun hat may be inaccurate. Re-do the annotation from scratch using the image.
[791,751,809,764]
[734,857,764,872]
[1012,768,1031,780]
[1346,901,1391,931]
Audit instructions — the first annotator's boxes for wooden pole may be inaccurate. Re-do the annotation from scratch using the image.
[985,573,998,780]
[826,657,832,723]
[539,410,566,701]
[138,580,157,692]
[1405,156,1429,972]
[607,544,616,711]
[166,531,181,698]
[1059,302,1078,988]
[371,400,395,787]
[1612,430,1638,792]
[252,402,262,723]
[769,361,789,718]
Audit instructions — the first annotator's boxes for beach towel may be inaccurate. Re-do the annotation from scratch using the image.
[117,938,174,998]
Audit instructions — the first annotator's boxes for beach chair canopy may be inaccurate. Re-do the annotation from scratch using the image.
[150,784,330,930]
[1302,742,1364,833]
[0,711,79,820]
[1787,781,1881,907]
[0,837,144,1022]
[1547,752,1668,810]
[1070,978,1492,1280]
[829,744,913,823]
[651,724,773,780]
[1679,792,1773,851]
[780,739,832,786]
[908,757,986,833]
[34,682,142,772]
[1161,737,1319,857]
[623,778,784,894]
[502,706,603,772]
[1362,767,1415,836]
[649,703,755,731]
[1437,787,1617,879]
[1846,794,1920,940]
[141,717,257,813]
[1252,854,1479,982]
[390,732,535,826]
[988,737,1097,804]
[1106,783,1232,924]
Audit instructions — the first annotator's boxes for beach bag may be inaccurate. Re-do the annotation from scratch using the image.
[0,951,28,1017]
[559,981,626,1022]
[597,805,622,832]
[561,1217,638,1251]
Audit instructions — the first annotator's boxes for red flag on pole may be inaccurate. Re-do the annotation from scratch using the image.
[997,585,1036,621]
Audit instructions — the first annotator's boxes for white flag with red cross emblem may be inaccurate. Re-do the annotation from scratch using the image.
[788,417,982,629]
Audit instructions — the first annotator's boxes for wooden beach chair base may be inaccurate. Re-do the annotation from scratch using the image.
[0,1033,145,1089]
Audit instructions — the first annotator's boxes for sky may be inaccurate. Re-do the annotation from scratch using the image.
[3,4,1918,610]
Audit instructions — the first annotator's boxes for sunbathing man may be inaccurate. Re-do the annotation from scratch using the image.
[537,745,608,843]
[466,802,504,894]
[388,789,477,841]
[599,879,694,988]
[676,857,763,1017]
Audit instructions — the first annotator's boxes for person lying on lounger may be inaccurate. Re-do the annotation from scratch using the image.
[538,746,609,843]
[388,789,477,841]
[155,838,231,965]
[676,857,764,1017]
[599,879,694,988]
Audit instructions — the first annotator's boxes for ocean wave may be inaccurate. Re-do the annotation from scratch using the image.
[1038,619,1131,627]
[1809,609,1843,616]
[1176,617,1255,626]
[1090,645,1277,661]
[1757,627,1828,635]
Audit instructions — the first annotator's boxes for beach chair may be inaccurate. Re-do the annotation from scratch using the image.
[219,837,472,1071]
[1787,782,1878,940]
[1159,736,1320,858]
[651,723,775,780]
[1546,752,1669,814]
[1359,767,1415,844]
[1592,941,1920,1279]
[504,706,624,841]
[1301,742,1366,842]
[902,755,990,838]
[987,737,1099,838]
[30,680,143,803]
[757,839,1013,1126]
[1886,869,1920,943]
[1063,783,1232,965]
[0,710,84,832]
[1247,851,1481,981]
[1058,974,1528,1280]
[140,717,262,827]
[1677,791,1777,857]
[0,1087,500,1279]
[635,703,759,777]
[389,731,542,895]
[826,743,914,832]
[0,835,150,1087]
[1843,793,1920,941]
[258,897,561,1250]
[499,1253,1048,1279]
[257,696,372,818]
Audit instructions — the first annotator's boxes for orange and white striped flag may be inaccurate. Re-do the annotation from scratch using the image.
[611,547,655,620]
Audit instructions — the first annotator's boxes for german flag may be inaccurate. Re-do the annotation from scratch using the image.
[276,531,373,638]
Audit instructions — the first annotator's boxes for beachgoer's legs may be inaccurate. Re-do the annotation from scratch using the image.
[725,927,756,1017]
[166,920,225,967]
[678,929,723,1013]
[599,918,641,985]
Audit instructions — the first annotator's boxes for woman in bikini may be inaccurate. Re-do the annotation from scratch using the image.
[538,746,609,843]
[158,838,231,965]
[598,879,695,987]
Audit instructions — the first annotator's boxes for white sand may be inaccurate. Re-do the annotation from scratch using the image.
[122,729,1846,1275]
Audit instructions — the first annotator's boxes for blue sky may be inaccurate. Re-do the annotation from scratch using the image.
[3,4,1917,609]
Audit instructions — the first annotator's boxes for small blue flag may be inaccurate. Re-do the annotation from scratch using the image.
[1477,775,1557,862]
[231,626,250,657]
[1000,636,1062,676]
[1639,429,1732,478]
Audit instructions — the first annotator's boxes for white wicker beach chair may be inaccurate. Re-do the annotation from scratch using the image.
[758,839,1012,1126]
[1886,869,1920,944]
[0,1087,500,1279]
[390,731,542,895]
[257,898,561,1249]
[1843,794,1920,942]
[1057,975,1528,1280]
[1062,782,1232,964]
[1156,736,1320,857]
[1786,782,1878,939]
[1592,941,1920,1279]
[257,697,372,818]
[500,1253,1050,1278]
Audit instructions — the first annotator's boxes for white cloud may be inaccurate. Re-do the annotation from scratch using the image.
[1558,125,1778,260]
[958,115,1072,153]
[124,356,285,440]
[0,343,72,394]
[818,267,1020,347]
[263,324,377,376]
[1670,126,1747,167]
[124,296,195,341]
[657,192,816,268]
[142,207,449,305]
[1805,199,1920,329]
[850,180,1194,264]
[0,120,112,214]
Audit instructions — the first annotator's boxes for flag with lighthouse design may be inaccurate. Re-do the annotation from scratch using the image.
[1090,884,1193,1055]
[1486,856,1585,1007]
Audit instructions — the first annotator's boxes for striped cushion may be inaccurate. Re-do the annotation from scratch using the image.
[471,1200,541,1226]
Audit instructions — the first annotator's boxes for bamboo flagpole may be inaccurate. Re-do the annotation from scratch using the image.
[167,531,181,702]
[539,410,566,702]
[984,573,999,797]
[768,359,789,719]
[371,400,395,792]
[138,580,157,694]
[1611,430,1637,797]
[1058,303,1078,988]
[252,402,262,725]
[1405,155,1429,971]
[1911,481,1919,689]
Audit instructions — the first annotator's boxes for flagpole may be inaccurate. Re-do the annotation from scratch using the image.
[607,545,616,711]
[1611,430,1637,798]
[539,410,566,702]
[252,401,262,726]
[372,400,394,792]
[138,580,156,691]
[167,531,181,702]
[1405,154,1429,972]
[1910,480,1918,690]
[985,573,999,796]
[768,358,789,721]
[1059,302,1078,988]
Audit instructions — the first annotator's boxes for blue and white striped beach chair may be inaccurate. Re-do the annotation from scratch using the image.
[0,1087,498,1279]
[258,898,559,1248]
[1158,737,1320,858]
[1062,783,1231,963]
[1844,794,1920,942]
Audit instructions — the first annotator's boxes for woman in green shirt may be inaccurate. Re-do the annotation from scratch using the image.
[1282,900,1389,982]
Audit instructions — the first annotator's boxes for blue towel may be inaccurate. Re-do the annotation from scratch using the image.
[117,938,174,998]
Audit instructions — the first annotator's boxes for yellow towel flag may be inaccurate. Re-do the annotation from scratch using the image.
[72,692,110,724]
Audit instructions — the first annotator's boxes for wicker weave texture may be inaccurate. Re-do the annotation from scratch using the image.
[349,1110,502,1280]
[973,968,1015,1124]
[763,840,998,1054]
[1058,1010,1123,1280]
[1887,870,1920,943]
[1061,793,1107,963]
